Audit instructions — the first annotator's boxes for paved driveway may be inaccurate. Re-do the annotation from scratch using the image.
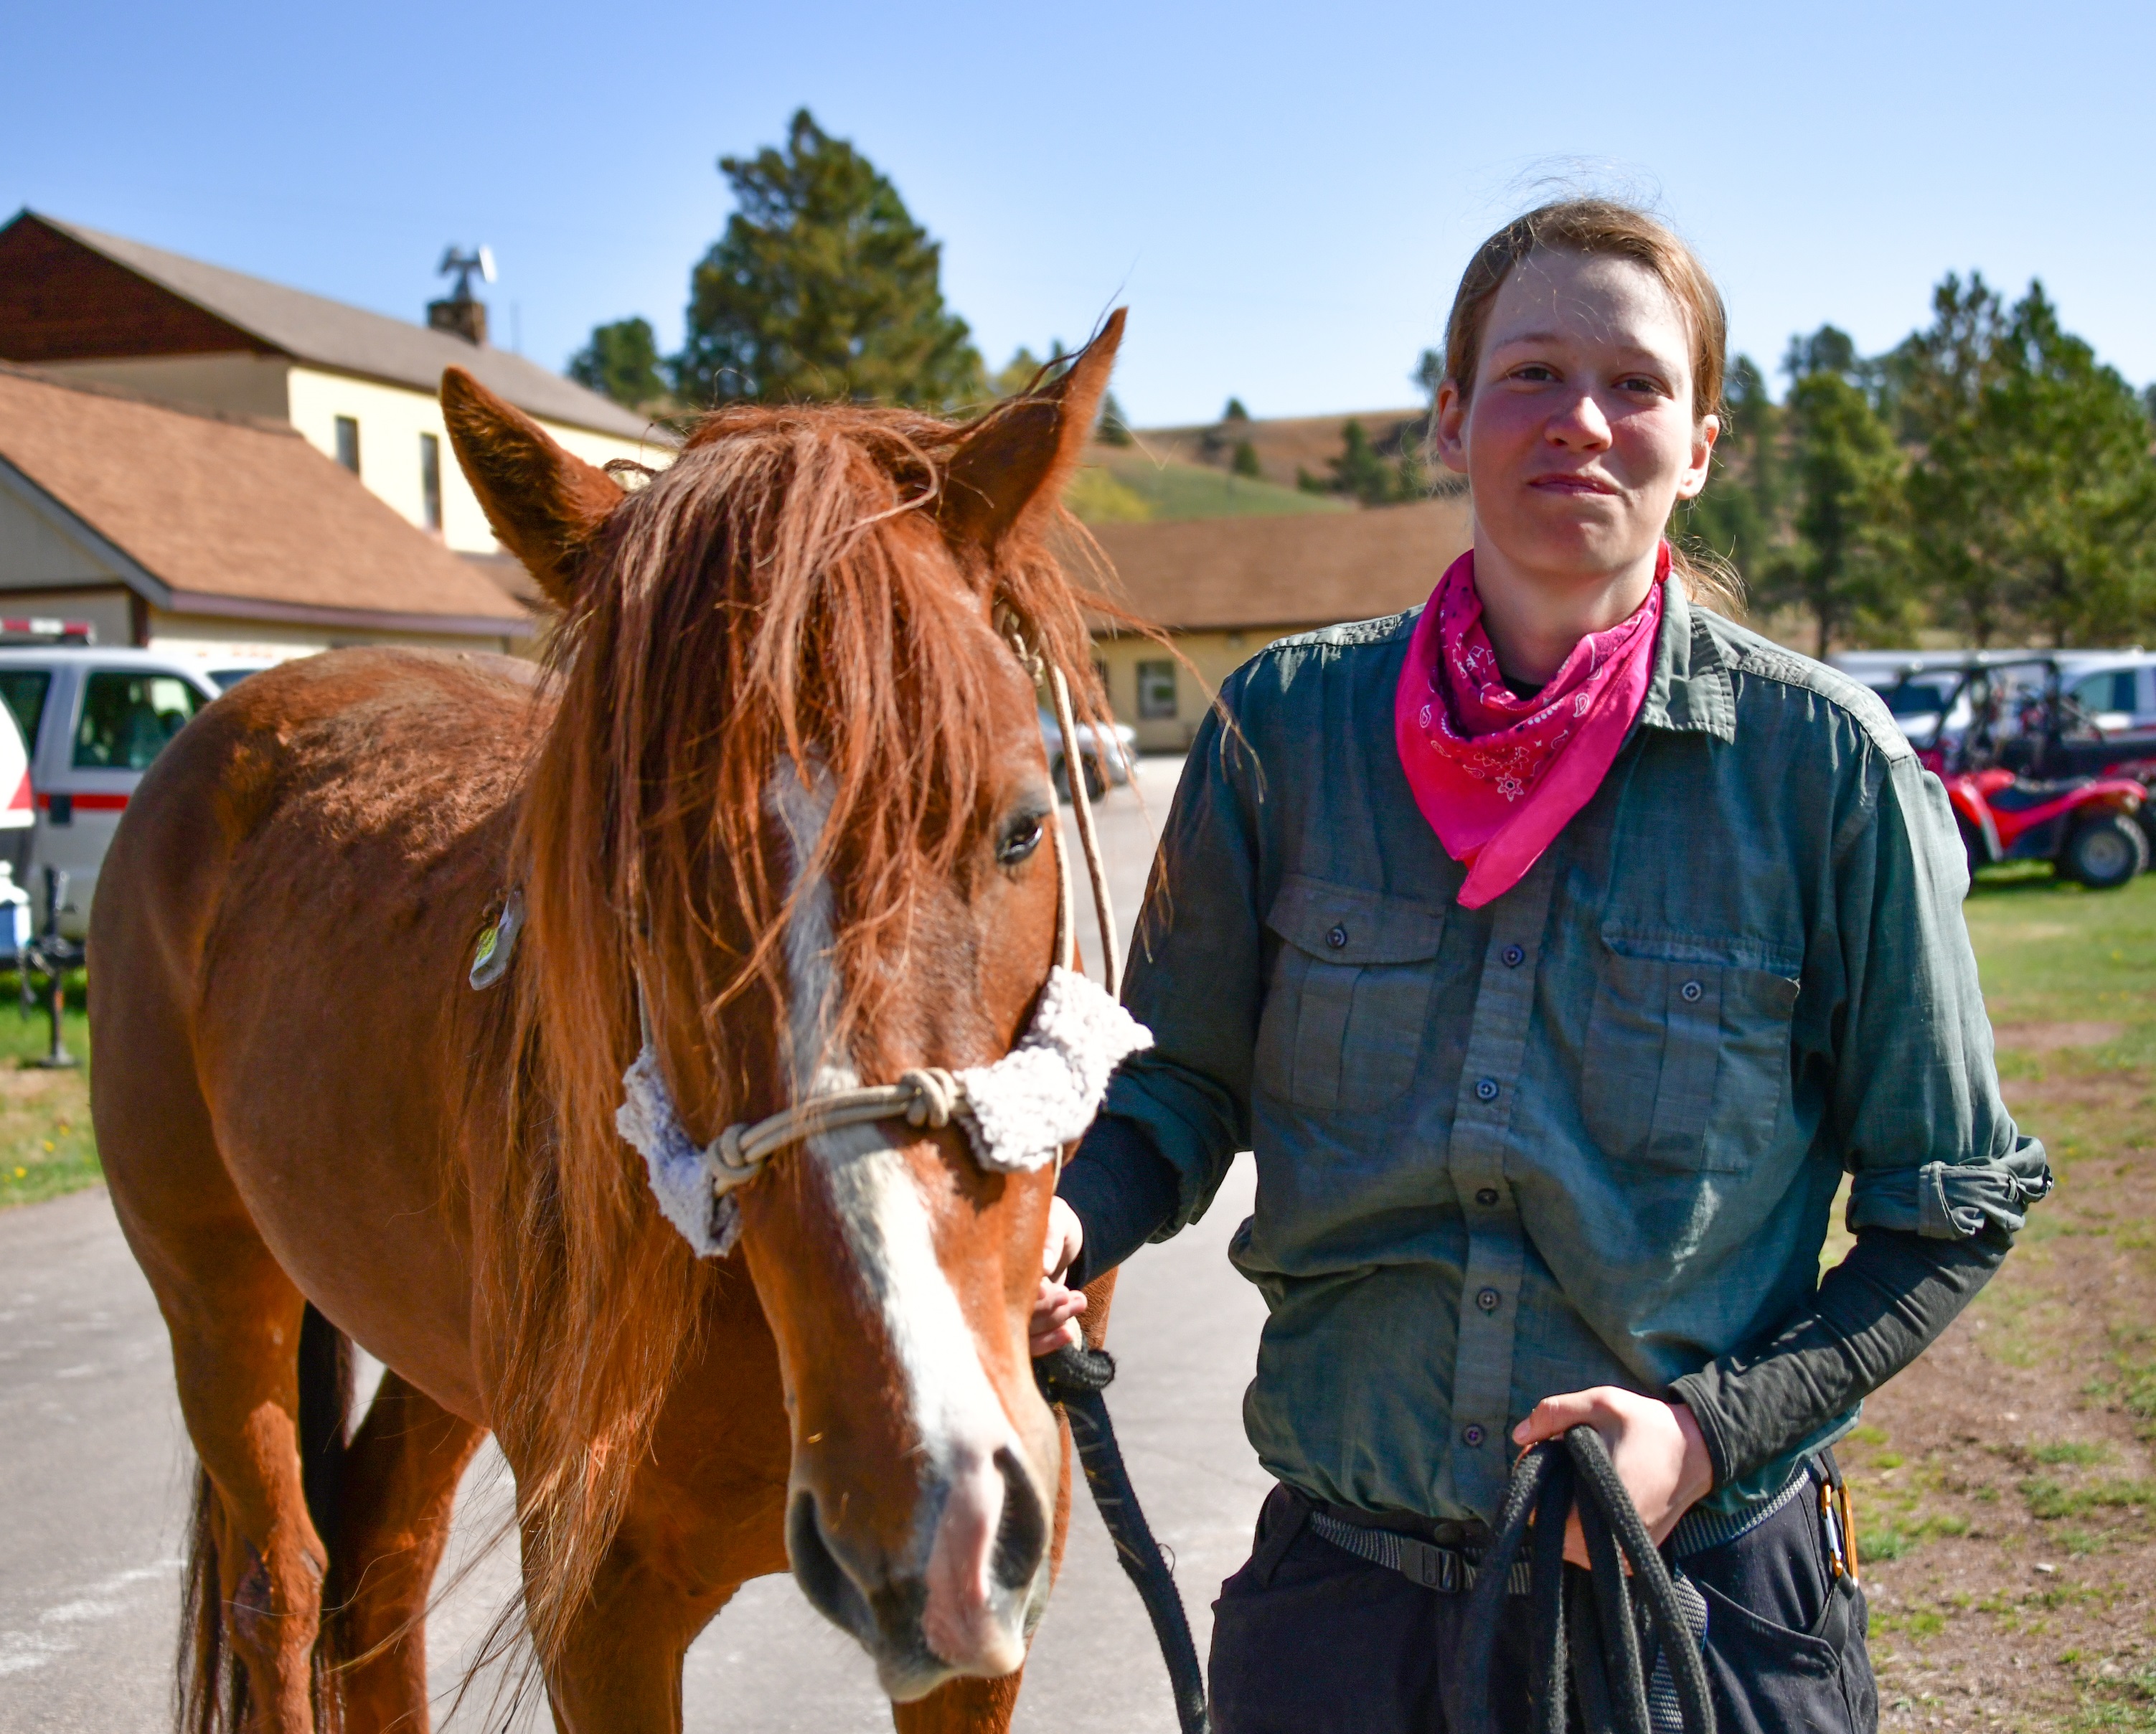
[0,755,1278,1733]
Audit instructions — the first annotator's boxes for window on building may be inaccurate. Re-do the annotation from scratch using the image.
[1136,659,1178,720]
[420,432,443,531]
[334,415,361,475]
[74,673,204,771]
[0,671,53,758]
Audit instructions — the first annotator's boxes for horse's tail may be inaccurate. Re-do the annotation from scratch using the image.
[176,1303,355,1734]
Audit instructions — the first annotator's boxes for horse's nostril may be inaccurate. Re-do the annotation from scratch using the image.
[789,1488,869,1636]
[989,1445,1048,1593]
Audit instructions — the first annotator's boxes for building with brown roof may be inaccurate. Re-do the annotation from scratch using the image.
[1087,495,1472,749]
[0,365,530,656]
[0,212,673,570]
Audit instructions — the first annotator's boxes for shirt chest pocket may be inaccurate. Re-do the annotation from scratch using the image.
[1255,877,1446,1116]
[1581,932,1802,1173]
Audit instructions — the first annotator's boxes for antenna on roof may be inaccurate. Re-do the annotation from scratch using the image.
[429,246,494,346]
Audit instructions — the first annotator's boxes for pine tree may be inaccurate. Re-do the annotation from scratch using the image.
[1677,354,1781,576]
[1097,390,1134,446]
[1987,284,2156,644]
[567,316,666,410]
[1754,367,1904,658]
[1230,439,1262,479]
[672,110,984,409]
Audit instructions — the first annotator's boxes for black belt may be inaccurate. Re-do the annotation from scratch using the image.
[1308,1507,1534,1596]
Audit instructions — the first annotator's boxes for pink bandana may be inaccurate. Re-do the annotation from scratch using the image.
[1395,546,1665,908]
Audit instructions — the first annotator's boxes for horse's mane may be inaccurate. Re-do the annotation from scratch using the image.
[478,398,1113,1662]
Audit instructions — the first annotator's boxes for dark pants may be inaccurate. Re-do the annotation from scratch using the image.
[1209,1481,1877,1734]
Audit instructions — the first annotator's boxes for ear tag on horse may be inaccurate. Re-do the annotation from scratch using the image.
[469,887,524,990]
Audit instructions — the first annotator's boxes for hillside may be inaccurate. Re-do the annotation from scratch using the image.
[1065,443,1350,525]
[1137,407,1434,492]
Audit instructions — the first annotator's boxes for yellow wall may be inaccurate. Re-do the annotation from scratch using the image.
[1094,626,1306,752]
[284,367,670,555]
[39,355,669,558]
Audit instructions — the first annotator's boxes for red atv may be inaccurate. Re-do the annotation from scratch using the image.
[1883,656,2149,890]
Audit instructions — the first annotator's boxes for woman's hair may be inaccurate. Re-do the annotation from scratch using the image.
[1441,197,1741,611]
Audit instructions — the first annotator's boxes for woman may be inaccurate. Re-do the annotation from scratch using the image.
[1032,200,2049,1733]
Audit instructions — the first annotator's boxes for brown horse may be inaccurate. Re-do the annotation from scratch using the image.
[91,316,1131,1733]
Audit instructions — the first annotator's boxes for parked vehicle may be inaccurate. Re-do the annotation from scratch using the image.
[1038,707,1137,801]
[1878,656,2150,888]
[0,647,222,936]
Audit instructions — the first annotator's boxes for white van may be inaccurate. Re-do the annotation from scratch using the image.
[0,648,221,936]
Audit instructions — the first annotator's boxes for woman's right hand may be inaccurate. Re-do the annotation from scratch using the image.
[1030,1195,1086,1357]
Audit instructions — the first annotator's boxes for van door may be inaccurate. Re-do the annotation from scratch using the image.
[44,668,207,934]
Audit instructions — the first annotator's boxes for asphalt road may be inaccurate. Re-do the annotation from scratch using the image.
[0,754,1278,1733]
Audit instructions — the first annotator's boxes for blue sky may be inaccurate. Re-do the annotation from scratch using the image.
[7,1,2151,425]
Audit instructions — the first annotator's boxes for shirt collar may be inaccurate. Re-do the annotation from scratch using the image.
[1637,573,1736,743]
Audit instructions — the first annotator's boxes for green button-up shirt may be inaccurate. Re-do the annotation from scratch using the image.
[1104,578,2048,1523]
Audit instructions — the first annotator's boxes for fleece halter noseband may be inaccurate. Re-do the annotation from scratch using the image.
[613,663,1148,1257]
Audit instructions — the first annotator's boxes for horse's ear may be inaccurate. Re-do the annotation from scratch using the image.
[440,367,625,608]
[941,308,1126,553]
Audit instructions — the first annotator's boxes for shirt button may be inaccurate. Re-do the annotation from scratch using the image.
[1476,1187,1500,1207]
[1327,924,1348,950]
[1502,944,1525,967]
[1475,1078,1499,1102]
[1462,1424,1486,1448]
[1477,1286,1501,1312]
[1680,978,1704,1002]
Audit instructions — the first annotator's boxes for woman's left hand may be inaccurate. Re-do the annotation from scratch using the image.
[1512,1387,1713,1568]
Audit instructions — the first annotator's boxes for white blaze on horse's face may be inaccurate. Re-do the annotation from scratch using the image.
[765,767,1054,1699]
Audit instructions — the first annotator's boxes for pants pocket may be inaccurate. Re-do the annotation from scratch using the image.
[1696,1577,1862,1734]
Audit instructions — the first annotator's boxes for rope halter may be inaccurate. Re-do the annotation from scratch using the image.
[615,659,1145,1258]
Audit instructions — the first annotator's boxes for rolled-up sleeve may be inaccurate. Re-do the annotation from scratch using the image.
[1099,692,1268,1233]
[1833,754,2051,1238]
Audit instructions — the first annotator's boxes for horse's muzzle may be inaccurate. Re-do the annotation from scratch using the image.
[788,1441,1050,1700]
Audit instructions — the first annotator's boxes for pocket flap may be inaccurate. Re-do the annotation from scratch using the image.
[1266,875,1446,965]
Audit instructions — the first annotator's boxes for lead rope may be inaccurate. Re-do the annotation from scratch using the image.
[1036,664,1208,1731]
[1046,662,1120,997]
[1449,1428,1716,1734]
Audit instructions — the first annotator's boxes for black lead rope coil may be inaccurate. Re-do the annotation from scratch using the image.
[1451,1427,1717,1734]
[1034,1343,1210,1734]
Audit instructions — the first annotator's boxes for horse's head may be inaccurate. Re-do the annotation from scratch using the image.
[443,321,1126,1699]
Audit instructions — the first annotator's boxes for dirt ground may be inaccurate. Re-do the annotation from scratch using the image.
[1852,944,2156,1728]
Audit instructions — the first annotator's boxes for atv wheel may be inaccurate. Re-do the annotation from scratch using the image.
[2062,813,2149,889]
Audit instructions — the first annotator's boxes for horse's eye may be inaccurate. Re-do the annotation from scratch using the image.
[997,816,1045,867]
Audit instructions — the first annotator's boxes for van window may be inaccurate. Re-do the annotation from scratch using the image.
[2071,670,2139,716]
[1881,680,1951,717]
[74,673,204,771]
[0,670,52,753]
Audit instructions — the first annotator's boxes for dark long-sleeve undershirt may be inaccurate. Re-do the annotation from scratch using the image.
[1670,1221,2009,1488]
[1057,1118,2011,1492]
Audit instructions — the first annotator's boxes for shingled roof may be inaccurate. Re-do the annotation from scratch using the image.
[0,365,531,636]
[1088,496,1473,633]
[0,211,656,442]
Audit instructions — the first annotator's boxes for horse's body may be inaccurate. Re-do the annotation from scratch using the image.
[98,649,798,1727]
[92,323,1130,1733]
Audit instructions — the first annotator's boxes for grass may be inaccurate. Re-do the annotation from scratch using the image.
[1070,448,1352,522]
[0,969,94,1209]
[1962,864,2156,1067]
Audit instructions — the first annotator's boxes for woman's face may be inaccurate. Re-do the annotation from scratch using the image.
[1435,249,1716,583]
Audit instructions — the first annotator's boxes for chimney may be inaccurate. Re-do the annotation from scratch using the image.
[430,245,495,345]
[427,296,488,345]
